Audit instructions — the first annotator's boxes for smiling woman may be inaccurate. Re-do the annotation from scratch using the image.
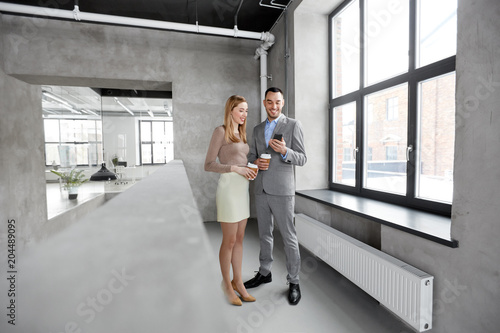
[204,95,256,306]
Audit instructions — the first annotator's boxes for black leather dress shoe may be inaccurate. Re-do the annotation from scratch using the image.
[244,272,272,289]
[288,283,301,305]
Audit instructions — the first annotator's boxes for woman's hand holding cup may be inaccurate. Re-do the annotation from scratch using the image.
[246,163,258,180]
[233,165,257,180]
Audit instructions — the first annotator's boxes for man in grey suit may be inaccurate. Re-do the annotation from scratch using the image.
[244,87,307,305]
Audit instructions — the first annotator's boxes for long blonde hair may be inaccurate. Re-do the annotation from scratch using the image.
[223,95,247,144]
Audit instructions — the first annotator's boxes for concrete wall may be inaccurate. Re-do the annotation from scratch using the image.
[0,13,48,251]
[274,0,500,332]
[266,0,332,191]
[0,13,261,250]
[293,4,332,191]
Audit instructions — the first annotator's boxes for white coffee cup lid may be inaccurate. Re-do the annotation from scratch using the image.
[260,154,271,159]
[247,163,258,168]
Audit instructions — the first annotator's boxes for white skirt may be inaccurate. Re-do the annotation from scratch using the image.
[216,172,250,223]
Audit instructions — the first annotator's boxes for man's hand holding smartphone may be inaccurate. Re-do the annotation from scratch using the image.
[269,133,287,155]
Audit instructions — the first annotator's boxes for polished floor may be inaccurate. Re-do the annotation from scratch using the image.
[204,219,412,333]
[46,180,136,219]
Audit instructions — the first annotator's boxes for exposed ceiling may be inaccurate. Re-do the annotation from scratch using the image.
[0,0,292,33]
[4,1,292,118]
[42,85,173,118]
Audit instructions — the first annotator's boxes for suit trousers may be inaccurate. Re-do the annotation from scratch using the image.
[255,193,300,284]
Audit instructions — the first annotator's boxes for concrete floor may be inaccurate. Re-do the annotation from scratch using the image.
[15,176,413,333]
[204,219,413,333]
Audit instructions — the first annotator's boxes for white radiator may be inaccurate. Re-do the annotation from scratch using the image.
[295,213,433,332]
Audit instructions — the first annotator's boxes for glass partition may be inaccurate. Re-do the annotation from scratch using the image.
[42,85,173,216]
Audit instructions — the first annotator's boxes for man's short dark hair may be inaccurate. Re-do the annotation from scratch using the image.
[265,87,284,99]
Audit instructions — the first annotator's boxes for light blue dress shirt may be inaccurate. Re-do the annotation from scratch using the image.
[264,114,288,159]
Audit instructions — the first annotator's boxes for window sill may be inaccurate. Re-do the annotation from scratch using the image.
[296,189,458,248]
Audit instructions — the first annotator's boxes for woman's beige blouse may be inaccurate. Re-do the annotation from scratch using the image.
[204,126,249,174]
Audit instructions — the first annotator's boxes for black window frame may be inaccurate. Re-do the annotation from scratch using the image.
[44,118,103,167]
[328,0,456,216]
[139,120,173,165]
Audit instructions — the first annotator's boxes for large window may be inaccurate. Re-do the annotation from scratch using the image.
[44,119,103,167]
[140,121,174,165]
[329,0,456,215]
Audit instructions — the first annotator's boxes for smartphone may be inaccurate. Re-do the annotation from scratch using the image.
[273,133,283,141]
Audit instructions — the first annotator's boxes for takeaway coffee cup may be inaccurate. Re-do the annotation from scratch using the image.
[260,154,271,170]
[247,162,258,180]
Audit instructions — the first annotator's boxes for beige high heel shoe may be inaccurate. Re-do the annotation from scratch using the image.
[228,294,243,306]
[232,280,256,302]
[222,281,242,306]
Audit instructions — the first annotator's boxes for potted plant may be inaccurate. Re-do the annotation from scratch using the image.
[111,154,119,168]
[51,168,88,199]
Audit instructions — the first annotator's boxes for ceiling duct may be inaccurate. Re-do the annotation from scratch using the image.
[0,2,267,40]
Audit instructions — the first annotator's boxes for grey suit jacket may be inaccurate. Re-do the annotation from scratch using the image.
[248,115,307,196]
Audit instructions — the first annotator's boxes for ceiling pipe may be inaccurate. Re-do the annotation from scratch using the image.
[260,0,293,119]
[254,32,275,121]
[0,2,266,40]
[0,2,276,120]
[259,0,287,10]
[234,0,244,30]
[230,0,274,120]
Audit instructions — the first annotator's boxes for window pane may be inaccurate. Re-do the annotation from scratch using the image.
[153,144,166,164]
[333,102,356,186]
[152,122,165,142]
[364,83,408,195]
[44,119,60,142]
[96,121,102,141]
[88,143,101,166]
[73,121,86,142]
[417,0,457,68]
[141,121,151,142]
[416,72,455,203]
[386,97,399,120]
[45,144,60,165]
[142,144,152,164]
[60,120,75,142]
[58,144,77,167]
[165,122,174,163]
[88,121,97,141]
[152,122,165,163]
[76,144,89,165]
[332,0,359,97]
[365,0,409,85]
